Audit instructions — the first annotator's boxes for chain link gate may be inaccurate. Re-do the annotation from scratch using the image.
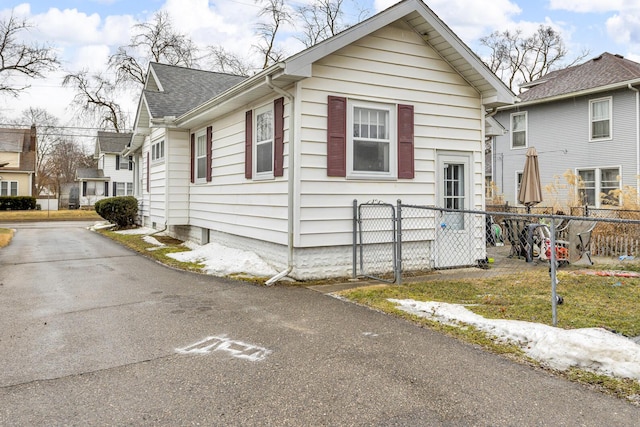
[353,200,398,283]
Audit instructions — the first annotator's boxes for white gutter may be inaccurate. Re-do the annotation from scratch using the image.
[265,75,295,286]
[629,84,640,192]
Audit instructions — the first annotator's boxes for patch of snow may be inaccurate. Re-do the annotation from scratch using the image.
[143,235,164,246]
[115,227,156,235]
[389,299,640,381]
[167,242,278,277]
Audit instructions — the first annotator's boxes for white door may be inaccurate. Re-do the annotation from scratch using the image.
[436,153,475,268]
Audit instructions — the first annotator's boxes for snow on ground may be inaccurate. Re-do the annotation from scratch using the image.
[389,299,640,382]
[109,226,278,277]
[105,223,640,383]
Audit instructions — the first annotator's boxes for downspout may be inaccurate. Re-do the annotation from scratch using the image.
[629,84,640,193]
[265,74,295,286]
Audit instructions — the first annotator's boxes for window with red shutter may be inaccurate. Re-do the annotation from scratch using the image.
[245,110,252,179]
[327,96,347,177]
[274,97,284,177]
[190,133,195,183]
[397,104,414,179]
[206,126,213,182]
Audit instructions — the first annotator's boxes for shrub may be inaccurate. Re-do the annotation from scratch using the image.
[95,196,138,228]
[0,196,37,210]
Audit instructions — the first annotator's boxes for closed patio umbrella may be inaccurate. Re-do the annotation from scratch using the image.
[518,147,543,212]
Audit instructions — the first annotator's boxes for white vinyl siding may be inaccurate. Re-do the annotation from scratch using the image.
[296,22,483,247]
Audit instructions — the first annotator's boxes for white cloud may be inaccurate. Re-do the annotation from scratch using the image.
[606,9,640,46]
[548,0,626,13]
[374,0,522,41]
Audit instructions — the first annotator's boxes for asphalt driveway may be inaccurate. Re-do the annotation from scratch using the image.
[0,221,638,426]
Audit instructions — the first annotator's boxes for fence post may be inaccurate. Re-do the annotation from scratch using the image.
[352,199,357,279]
[550,219,558,327]
[396,199,402,285]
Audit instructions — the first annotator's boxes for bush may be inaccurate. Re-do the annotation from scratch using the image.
[95,196,138,228]
[0,196,37,210]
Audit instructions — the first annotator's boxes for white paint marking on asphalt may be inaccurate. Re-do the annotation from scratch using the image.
[363,332,379,337]
[176,335,272,361]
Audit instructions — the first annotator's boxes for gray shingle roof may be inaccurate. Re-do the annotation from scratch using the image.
[518,52,640,103]
[0,127,31,152]
[76,168,105,179]
[144,63,247,119]
[97,131,133,153]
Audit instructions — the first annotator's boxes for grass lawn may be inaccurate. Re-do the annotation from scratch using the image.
[337,267,640,402]
[0,228,13,247]
[0,209,101,222]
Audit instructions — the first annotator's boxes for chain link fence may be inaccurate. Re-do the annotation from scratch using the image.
[354,200,640,325]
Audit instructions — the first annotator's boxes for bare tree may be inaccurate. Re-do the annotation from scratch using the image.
[10,108,63,195]
[480,25,588,91]
[109,10,198,86]
[62,70,127,132]
[294,0,346,48]
[0,13,59,96]
[255,0,292,69]
[48,139,95,197]
[201,45,253,76]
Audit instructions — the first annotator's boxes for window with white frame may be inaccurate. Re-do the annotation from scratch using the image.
[511,112,527,148]
[515,171,523,203]
[151,139,164,161]
[254,104,274,178]
[590,97,612,140]
[115,182,133,196]
[0,181,18,196]
[195,131,207,181]
[127,182,133,195]
[578,167,620,207]
[347,100,395,178]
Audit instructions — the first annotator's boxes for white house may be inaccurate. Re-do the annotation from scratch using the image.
[124,0,514,281]
[75,131,134,207]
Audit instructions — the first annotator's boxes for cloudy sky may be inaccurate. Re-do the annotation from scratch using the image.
[1,0,640,141]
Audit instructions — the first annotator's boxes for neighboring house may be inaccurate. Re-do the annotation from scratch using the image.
[124,0,514,280]
[0,125,37,197]
[492,52,640,208]
[75,131,133,207]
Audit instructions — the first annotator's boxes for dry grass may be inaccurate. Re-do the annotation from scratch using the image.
[0,209,101,222]
[0,228,14,248]
[338,268,640,402]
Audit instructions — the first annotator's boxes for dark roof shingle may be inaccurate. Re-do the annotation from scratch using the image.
[144,63,247,119]
[97,131,133,153]
[518,52,640,103]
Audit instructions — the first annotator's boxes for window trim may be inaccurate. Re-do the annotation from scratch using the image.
[194,130,208,183]
[510,111,528,149]
[515,170,523,204]
[346,99,397,180]
[151,139,165,162]
[0,180,18,196]
[589,97,612,142]
[253,103,275,180]
[576,166,621,207]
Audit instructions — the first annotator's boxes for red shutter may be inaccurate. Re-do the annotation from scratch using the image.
[245,110,253,179]
[206,126,213,182]
[190,133,195,183]
[274,97,284,177]
[146,152,150,192]
[397,104,415,179]
[327,95,346,177]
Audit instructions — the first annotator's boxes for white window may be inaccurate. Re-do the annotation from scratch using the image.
[195,131,207,181]
[126,182,133,195]
[578,167,620,207]
[347,100,396,179]
[116,182,126,196]
[0,181,18,196]
[590,97,612,141]
[151,140,165,161]
[511,112,527,149]
[254,104,274,178]
[515,171,523,203]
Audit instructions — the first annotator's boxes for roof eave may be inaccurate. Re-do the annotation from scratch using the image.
[500,78,640,109]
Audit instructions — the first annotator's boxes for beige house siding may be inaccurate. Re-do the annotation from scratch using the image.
[296,22,483,248]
